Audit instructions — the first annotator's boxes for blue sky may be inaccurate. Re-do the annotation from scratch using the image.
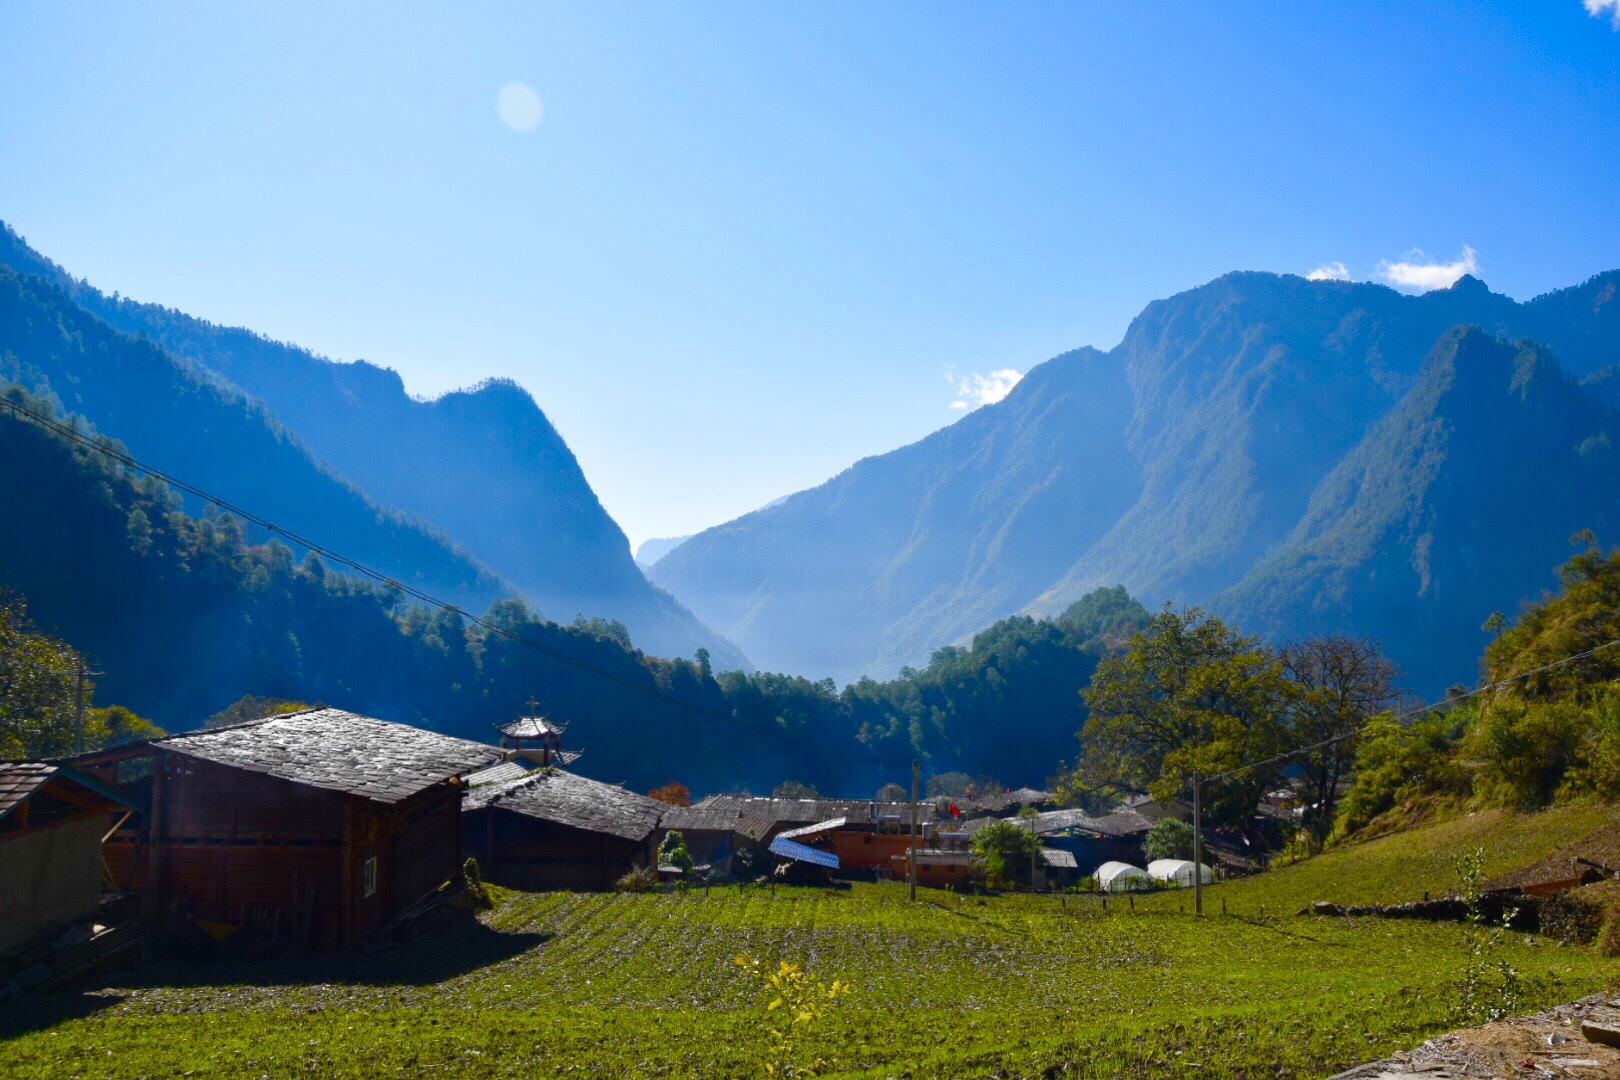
[2,2,1617,549]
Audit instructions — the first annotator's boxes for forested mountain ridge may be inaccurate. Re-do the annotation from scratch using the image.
[0,265,507,612]
[0,222,747,672]
[655,269,1620,691]
[0,381,1145,791]
[1213,328,1620,692]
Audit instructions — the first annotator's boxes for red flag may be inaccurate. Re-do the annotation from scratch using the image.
[948,802,962,818]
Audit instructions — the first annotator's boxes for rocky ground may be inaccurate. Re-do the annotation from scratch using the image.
[1332,993,1620,1078]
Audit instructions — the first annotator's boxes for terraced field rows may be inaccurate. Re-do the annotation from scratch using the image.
[6,881,1617,1078]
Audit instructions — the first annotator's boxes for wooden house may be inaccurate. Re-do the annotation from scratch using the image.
[691,795,937,866]
[891,848,975,889]
[463,769,665,890]
[87,709,502,950]
[654,803,743,874]
[1,762,140,957]
[961,806,1154,877]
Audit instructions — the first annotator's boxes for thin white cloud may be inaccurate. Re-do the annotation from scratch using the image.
[948,368,1023,411]
[1306,261,1350,282]
[1586,0,1620,29]
[1376,246,1478,292]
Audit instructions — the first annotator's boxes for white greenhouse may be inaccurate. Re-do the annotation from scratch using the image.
[1146,859,1215,887]
[1096,861,1151,892]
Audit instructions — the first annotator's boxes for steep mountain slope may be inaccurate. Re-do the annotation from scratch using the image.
[0,223,747,671]
[0,266,507,612]
[1213,328,1620,692]
[0,389,807,791]
[655,269,1620,689]
[652,347,1138,677]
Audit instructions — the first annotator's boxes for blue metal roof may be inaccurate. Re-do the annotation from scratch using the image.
[768,835,840,870]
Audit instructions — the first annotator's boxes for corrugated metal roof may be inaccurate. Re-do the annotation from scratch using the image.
[768,836,840,869]
[776,817,848,840]
[1040,848,1078,869]
[156,708,503,805]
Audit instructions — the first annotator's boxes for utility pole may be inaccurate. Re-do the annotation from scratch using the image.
[73,659,87,755]
[909,759,919,902]
[1028,812,1038,892]
[1192,771,1203,916]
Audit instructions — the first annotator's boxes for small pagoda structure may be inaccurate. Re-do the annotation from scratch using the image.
[497,700,582,767]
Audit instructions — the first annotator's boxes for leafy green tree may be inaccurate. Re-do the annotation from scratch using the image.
[1280,635,1400,839]
[84,704,165,749]
[925,772,975,798]
[1074,605,1294,828]
[1332,711,1467,839]
[772,780,820,799]
[971,820,1042,890]
[205,694,314,729]
[1142,818,1194,862]
[0,600,84,759]
[658,830,695,876]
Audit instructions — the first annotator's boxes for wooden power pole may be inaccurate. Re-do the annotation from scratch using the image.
[1192,771,1203,916]
[73,659,87,755]
[908,759,919,902]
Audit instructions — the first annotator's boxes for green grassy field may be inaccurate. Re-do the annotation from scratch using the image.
[6,805,1620,1079]
[4,875,1617,1080]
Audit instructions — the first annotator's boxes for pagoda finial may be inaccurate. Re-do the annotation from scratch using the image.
[525,696,539,714]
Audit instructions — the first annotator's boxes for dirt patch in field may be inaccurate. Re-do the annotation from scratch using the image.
[1331,992,1620,1078]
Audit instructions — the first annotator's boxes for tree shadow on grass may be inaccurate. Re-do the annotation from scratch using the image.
[0,988,128,1039]
[133,918,552,990]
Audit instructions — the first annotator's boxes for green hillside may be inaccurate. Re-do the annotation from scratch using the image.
[1140,802,1620,915]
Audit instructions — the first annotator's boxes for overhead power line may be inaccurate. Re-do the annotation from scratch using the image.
[0,393,917,769]
[1207,637,1620,784]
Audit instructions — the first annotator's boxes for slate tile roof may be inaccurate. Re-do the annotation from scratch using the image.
[0,761,141,822]
[464,769,665,842]
[0,762,55,822]
[155,708,503,805]
[497,716,565,739]
[692,796,938,841]
[466,760,536,788]
[958,805,1154,839]
[963,787,1053,815]
[656,804,743,833]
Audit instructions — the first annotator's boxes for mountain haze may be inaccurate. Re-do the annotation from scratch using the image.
[0,223,747,671]
[652,347,1137,678]
[0,266,507,613]
[655,270,1620,692]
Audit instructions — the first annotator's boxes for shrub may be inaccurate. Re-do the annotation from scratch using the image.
[971,820,1041,890]
[1142,818,1194,862]
[615,865,660,893]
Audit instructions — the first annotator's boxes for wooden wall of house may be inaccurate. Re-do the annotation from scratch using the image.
[146,753,349,948]
[351,785,464,940]
[88,751,469,949]
[829,831,913,870]
[466,809,649,891]
[0,816,106,955]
